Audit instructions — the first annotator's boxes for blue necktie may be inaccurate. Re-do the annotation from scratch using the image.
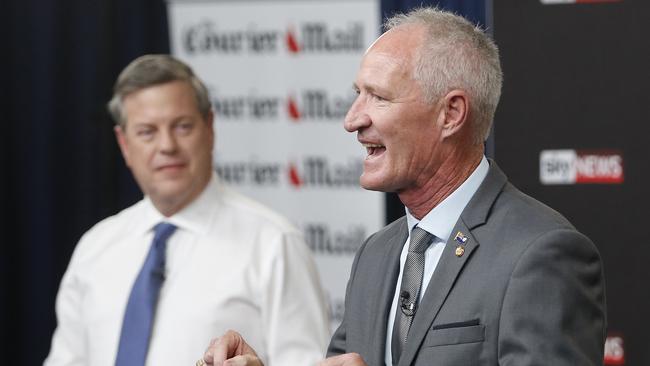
[115,222,177,366]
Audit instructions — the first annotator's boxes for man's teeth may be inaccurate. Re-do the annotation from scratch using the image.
[362,143,384,155]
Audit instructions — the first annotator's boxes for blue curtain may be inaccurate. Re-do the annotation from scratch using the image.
[0,0,486,364]
[0,0,168,363]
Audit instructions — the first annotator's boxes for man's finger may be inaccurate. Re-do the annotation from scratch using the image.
[223,355,264,366]
[203,330,259,366]
[318,353,366,366]
[213,330,243,363]
[203,337,220,363]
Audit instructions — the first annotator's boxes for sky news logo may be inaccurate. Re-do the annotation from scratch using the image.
[604,334,625,365]
[539,149,624,185]
[183,21,364,55]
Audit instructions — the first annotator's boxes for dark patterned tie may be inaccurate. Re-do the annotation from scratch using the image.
[391,226,434,365]
[115,222,177,366]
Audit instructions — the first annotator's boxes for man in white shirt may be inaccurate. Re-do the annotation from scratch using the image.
[44,54,330,366]
[203,7,606,366]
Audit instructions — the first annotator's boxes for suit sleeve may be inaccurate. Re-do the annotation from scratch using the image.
[326,236,371,357]
[498,229,606,366]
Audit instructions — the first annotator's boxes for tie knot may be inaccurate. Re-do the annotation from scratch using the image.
[153,222,177,245]
[408,227,433,253]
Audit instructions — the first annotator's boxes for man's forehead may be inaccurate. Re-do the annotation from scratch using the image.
[359,51,407,76]
[365,24,425,54]
[364,29,390,55]
[358,34,417,78]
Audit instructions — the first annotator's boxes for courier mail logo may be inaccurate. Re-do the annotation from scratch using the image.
[216,160,281,186]
[210,90,281,120]
[182,20,364,55]
[216,157,362,188]
[210,89,353,122]
[288,157,362,188]
[287,22,365,53]
[183,21,279,54]
[287,90,355,122]
[303,223,366,255]
[539,149,624,185]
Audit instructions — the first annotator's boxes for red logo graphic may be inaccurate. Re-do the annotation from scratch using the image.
[287,96,301,121]
[286,28,301,53]
[604,333,625,365]
[575,150,624,184]
[539,149,624,185]
[288,163,303,187]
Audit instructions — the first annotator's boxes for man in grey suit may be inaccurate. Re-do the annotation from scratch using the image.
[202,7,606,366]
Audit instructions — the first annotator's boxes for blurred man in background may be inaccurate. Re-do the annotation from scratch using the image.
[45,54,329,366]
[203,7,606,366]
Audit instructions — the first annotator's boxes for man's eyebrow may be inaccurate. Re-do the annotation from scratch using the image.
[131,120,154,127]
[353,82,381,95]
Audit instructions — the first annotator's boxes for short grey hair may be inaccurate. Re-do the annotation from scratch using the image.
[385,7,503,145]
[107,54,211,127]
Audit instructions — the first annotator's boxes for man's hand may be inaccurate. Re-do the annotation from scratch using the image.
[203,330,263,366]
[318,353,367,366]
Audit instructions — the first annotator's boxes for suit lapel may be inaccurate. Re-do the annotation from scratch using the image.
[367,218,408,366]
[398,220,478,366]
[398,160,508,366]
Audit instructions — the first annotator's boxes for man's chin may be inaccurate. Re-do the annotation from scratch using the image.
[359,175,390,192]
[147,181,191,202]
[147,187,194,216]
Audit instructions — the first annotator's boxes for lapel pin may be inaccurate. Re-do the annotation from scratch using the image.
[454,232,468,257]
[454,231,468,244]
[455,245,465,257]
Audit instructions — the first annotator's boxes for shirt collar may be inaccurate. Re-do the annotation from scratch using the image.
[406,156,489,242]
[137,171,221,236]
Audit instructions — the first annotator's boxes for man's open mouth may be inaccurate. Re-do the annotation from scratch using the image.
[363,143,386,158]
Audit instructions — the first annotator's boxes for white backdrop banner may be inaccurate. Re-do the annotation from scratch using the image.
[167,0,383,331]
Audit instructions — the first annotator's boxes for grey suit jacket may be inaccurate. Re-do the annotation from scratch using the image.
[328,161,606,366]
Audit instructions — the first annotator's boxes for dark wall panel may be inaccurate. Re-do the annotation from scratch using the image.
[494,1,649,365]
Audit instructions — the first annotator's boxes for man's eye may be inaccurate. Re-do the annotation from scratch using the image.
[372,93,386,101]
[137,129,154,137]
[176,123,194,134]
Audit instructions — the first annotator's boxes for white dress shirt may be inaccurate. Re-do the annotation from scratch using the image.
[45,172,330,366]
[384,157,489,365]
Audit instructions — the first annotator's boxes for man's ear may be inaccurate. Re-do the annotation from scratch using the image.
[206,109,215,129]
[205,109,215,145]
[114,125,131,167]
[440,89,469,139]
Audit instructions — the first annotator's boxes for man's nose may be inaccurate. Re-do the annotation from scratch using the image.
[344,97,371,132]
[158,129,178,152]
